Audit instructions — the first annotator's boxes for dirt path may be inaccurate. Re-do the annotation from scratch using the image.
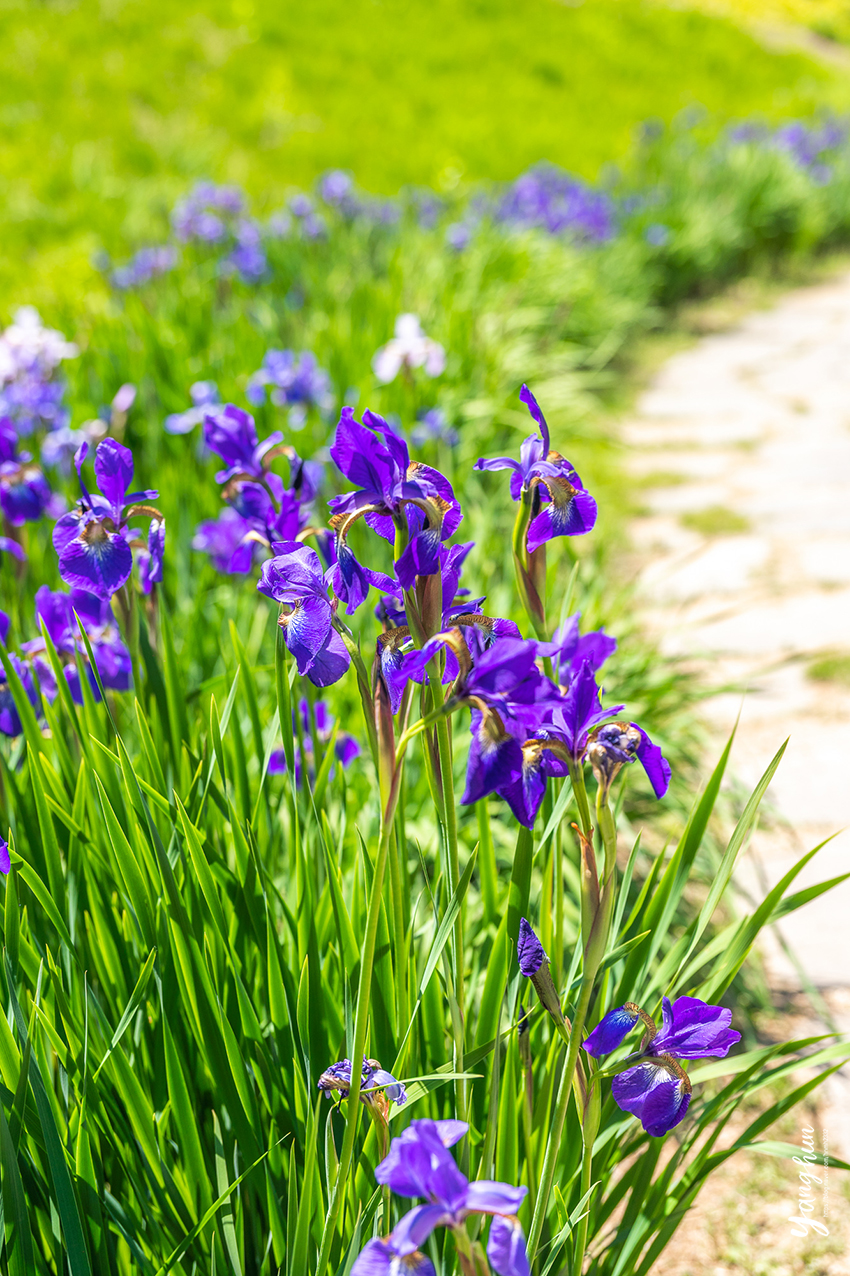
[623,273,850,1176]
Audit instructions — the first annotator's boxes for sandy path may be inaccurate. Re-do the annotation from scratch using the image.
[623,272,850,1166]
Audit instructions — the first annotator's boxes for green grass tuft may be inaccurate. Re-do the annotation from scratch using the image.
[681,505,753,535]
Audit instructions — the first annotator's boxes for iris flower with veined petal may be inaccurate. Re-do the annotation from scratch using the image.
[369,1120,530,1276]
[22,586,131,705]
[257,541,350,687]
[474,385,596,550]
[536,612,617,687]
[327,407,460,608]
[52,439,164,600]
[0,418,53,525]
[583,995,740,1136]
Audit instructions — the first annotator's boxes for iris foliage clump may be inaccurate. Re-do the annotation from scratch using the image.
[0,120,849,1275]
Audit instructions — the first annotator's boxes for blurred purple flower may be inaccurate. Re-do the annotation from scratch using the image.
[495,164,614,241]
[165,381,221,435]
[110,245,178,290]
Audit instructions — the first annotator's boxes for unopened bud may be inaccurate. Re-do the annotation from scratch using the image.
[517,918,564,1024]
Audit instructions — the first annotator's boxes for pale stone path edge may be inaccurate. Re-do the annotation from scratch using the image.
[622,270,850,1159]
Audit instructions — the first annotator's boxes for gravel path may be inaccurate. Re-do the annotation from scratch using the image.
[623,272,850,1160]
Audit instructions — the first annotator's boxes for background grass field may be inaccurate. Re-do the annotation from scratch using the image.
[2,0,848,309]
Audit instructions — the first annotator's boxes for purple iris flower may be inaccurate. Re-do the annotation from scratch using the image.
[317,1057,406,1108]
[0,419,53,525]
[474,385,597,550]
[651,995,741,1059]
[0,536,25,562]
[536,613,616,686]
[172,182,245,242]
[544,662,623,762]
[351,1224,435,1276]
[396,628,560,817]
[376,543,519,712]
[22,586,131,705]
[417,633,561,809]
[373,1120,529,1268]
[268,697,360,784]
[0,653,40,737]
[495,164,614,241]
[0,838,9,876]
[222,220,267,283]
[411,407,459,449]
[196,435,322,577]
[52,439,164,600]
[110,245,177,290]
[193,507,259,573]
[246,350,333,425]
[203,404,284,486]
[583,995,740,1137]
[257,541,350,687]
[479,659,614,829]
[328,407,460,604]
[164,381,221,435]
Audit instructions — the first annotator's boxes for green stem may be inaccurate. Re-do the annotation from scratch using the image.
[526,971,595,1263]
[573,1069,601,1276]
[596,787,618,883]
[315,776,402,1276]
[568,759,593,838]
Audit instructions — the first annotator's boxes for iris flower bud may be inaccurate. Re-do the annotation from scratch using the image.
[517,918,564,1025]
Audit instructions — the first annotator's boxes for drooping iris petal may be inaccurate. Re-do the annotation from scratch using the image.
[527,481,597,552]
[487,1215,531,1276]
[652,996,740,1059]
[498,745,552,828]
[464,1181,528,1217]
[139,519,166,593]
[582,1005,642,1057]
[462,711,524,806]
[329,541,398,615]
[611,1063,691,1138]
[631,723,672,799]
[433,1119,468,1148]
[0,838,9,875]
[57,527,134,599]
[281,595,333,676]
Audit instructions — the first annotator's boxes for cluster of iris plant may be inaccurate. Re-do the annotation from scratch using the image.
[0,435,164,743]
[0,309,142,567]
[728,116,846,186]
[177,374,742,1273]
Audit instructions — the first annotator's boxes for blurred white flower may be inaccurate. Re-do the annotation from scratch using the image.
[372,313,446,384]
[0,307,78,383]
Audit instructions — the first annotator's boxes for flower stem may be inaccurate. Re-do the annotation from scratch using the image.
[525,971,594,1263]
[568,759,592,838]
[315,774,403,1276]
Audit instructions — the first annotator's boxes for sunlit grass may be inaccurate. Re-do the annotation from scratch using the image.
[1,0,846,309]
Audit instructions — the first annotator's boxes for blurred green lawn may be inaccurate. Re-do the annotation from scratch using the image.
[1,0,845,307]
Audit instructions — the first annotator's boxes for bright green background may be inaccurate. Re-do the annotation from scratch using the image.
[1,0,844,307]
